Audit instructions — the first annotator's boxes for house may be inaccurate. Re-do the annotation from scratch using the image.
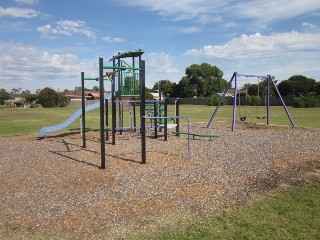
[150,90,167,100]
[220,88,248,97]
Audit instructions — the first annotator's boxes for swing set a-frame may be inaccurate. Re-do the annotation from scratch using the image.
[207,72,296,131]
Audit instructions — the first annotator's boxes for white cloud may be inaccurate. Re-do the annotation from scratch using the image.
[102,36,125,43]
[183,31,320,81]
[0,6,42,18]
[13,0,39,4]
[185,31,320,59]
[146,52,179,74]
[116,0,320,27]
[231,0,320,23]
[37,20,96,40]
[0,42,97,91]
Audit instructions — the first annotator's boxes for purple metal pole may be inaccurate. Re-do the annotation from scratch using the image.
[207,72,236,128]
[144,116,191,159]
[269,75,296,127]
[232,73,238,132]
[267,76,270,125]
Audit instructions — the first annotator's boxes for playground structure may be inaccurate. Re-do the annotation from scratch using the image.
[80,50,183,168]
[39,50,220,169]
[207,72,296,131]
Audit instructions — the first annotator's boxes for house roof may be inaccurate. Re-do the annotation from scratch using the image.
[89,92,100,98]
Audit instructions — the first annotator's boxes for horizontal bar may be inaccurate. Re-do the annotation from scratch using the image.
[84,77,110,81]
[103,66,141,71]
[236,73,271,79]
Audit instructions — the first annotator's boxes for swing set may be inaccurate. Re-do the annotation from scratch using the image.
[238,76,267,122]
[207,72,296,131]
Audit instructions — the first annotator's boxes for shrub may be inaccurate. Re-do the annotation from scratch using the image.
[208,94,226,106]
[248,95,260,106]
[293,93,320,108]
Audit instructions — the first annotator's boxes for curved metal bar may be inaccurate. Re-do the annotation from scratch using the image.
[143,116,191,159]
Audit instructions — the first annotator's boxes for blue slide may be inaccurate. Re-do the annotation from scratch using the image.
[38,93,111,138]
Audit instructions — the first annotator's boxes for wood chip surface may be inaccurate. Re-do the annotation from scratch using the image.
[1,122,320,239]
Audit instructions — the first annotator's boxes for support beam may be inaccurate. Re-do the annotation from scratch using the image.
[99,57,106,169]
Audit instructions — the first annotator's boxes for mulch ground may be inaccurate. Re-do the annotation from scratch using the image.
[1,122,320,239]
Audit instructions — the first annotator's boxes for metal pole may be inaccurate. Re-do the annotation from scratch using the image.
[207,72,235,128]
[118,55,122,135]
[99,58,106,169]
[232,73,238,132]
[267,76,270,125]
[81,72,86,148]
[175,98,180,135]
[106,98,109,141]
[154,102,158,139]
[112,60,116,145]
[140,60,146,164]
[269,76,296,127]
[133,100,137,132]
[164,99,168,141]
[144,116,191,159]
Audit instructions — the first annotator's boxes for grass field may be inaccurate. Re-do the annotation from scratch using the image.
[136,171,320,240]
[0,105,320,239]
[0,105,319,136]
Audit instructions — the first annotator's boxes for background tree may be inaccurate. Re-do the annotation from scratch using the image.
[21,90,31,94]
[74,86,82,91]
[278,75,316,97]
[152,80,176,97]
[184,63,227,97]
[92,86,99,91]
[173,76,194,98]
[38,87,60,108]
[0,89,10,102]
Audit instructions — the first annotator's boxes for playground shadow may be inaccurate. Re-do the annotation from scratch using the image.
[49,150,100,168]
[49,138,143,168]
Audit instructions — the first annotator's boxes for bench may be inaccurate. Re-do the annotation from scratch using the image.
[172,132,219,140]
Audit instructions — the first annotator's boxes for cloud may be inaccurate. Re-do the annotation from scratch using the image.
[102,36,125,43]
[146,52,179,74]
[184,31,320,59]
[183,31,320,80]
[230,0,320,23]
[37,20,96,40]
[0,6,43,18]
[13,0,39,4]
[115,0,320,27]
[0,42,97,91]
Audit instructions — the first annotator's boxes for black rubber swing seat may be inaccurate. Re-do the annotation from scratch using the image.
[240,116,246,121]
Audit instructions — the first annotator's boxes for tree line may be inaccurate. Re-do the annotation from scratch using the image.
[1,63,319,108]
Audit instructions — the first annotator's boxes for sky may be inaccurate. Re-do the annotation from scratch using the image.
[1,0,320,93]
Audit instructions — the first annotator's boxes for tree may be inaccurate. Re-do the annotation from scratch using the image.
[174,76,194,98]
[38,87,59,108]
[92,86,99,91]
[74,86,82,91]
[153,80,176,97]
[175,63,227,97]
[21,90,31,94]
[22,93,38,103]
[278,75,316,97]
[0,89,10,102]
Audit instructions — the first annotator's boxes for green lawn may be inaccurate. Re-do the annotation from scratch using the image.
[0,105,319,136]
[136,172,320,240]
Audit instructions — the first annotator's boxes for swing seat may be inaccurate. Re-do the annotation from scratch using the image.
[256,116,266,119]
[240,116,246,121]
